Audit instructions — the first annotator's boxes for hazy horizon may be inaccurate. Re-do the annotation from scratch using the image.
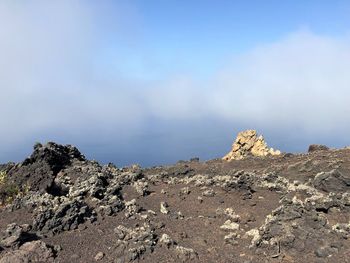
[1,1,350,167]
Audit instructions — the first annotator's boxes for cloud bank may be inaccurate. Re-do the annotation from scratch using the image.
[1,2,350,165]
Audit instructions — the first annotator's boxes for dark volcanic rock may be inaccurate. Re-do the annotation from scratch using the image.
[6,142,85,192]
[0,163,15,173]
[22,142,84,170]
[313,169,350,193]
[171,165,194,177]
[33,199,95,236]
[254,197,343,258]
[0,240,55,263]
[0,224,34,248]
[308,144,329,153]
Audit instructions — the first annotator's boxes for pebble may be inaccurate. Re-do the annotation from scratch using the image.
[314,247,332,258]
[94,252,104,261]
[160,202,169,214]
[54,245,62,251]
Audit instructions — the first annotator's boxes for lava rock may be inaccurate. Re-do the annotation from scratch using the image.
[0,240,55,263]
[7,142,85,193]
[313,170,350,193]
[114,224,157,261]
[33,199,95,236]
[308,144,329,153]
[0,224,33,248]
[175,245,198,261]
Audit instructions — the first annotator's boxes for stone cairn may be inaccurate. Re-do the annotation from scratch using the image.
[223,130,281,161]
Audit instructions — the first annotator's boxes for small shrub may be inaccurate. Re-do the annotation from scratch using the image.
[0,183,19,205]
[0,171,19,205]
[0,171,7,185]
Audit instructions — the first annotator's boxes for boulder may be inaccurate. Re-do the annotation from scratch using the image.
[0,224,33,248]
[175,245,198,261]
[313,170,350,193]
[0,240,55,263]
[159,233,174,248]
[7,142,85,193]
[308,144,329,153]
[223,130,281,161]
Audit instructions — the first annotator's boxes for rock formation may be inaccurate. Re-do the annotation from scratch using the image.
[223,130,281,161]
[308,144,329,152]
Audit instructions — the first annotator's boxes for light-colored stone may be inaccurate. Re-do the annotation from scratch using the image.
[94,252,104,261]
[179,187,190,195]
[124,199,140,218]
[224,208,241,222]
[133,181,148,196]
[245,228,261,246]
[175,245,197,260]
[202,189,215,197]
[224,232,239,245]
[147,209,156,215]
[220,220,240,231]
[159,233,174,247]
[223,130,281,161]
[160,202,169,214]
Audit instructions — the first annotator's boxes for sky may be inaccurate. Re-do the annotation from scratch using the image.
[1,0,350,167]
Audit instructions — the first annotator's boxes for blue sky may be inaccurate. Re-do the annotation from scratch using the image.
[94,0,350,78]
[1,1,350,166]
[109,0,350,77]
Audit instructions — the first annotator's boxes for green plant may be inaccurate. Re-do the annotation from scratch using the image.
[0,171,20,205]
[0,183,19,205]
[3,184,18,196]
[0,170,6,185]
[23,183,31,194]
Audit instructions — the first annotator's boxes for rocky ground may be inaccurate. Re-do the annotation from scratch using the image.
[1,138,350,262]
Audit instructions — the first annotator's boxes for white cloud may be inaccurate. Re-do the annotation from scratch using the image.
[0,1,143,145]
[146,30,350,136]
[209,30,350,134]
